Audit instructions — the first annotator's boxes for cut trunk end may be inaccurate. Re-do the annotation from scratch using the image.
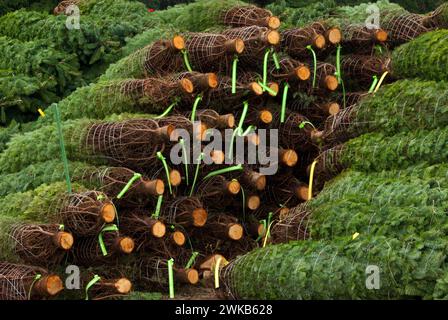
[324,75,339,91]
[280,149,298,167]
[155,125,175,141]
[247,171,266,191]
[100,203,116,223]
[192,208,208,227]
[268,82,279,96]
[114,278,132,294]
[225,38,245,54]
[141,179,165,196]
[259,109,273,124]
[172,231,186,246]
[169,169,182,187]
[211,150,225,164]
[179,78,194,94]
[151,220,166,238]
[264,30,280,45]
[227,180,241,195]
[227,223,244,240]
[33,275,64,297]
[323,102,340,115]
[117,237,135,254]
[191,73,218,91]
[267,16,281,30]
[295,65,311,81]
[247,195,261,210]
[313,34,326,49]
[176,268,199,285]
[326,28,342,45]
[374,29,388,42]
[53,231,74,250]
[295,185,310,201]
[217,114,235,128]
[171,35,185,51]
[248,82,264,95]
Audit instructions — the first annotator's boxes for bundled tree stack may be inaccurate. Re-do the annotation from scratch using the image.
[2,0,448,300]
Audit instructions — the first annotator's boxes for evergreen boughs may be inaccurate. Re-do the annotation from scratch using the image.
[338,127,448,172]
[0,36,81,94]
[0,118,95,174]
[0,10,105,66]
[0,181,86,222]
[392,30,448,81]
[153,0,245,32]
[223,235,448,299]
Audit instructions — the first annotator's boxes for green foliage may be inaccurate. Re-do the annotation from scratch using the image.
[267,0,337,29]
[154,0,245,32]
[343,80,448,138]
[0,36,81,94]
[0,160,105,197]
[338,127,448,172]
[0,10,105,66]
[0,215,25,263]
[0,181,86,222]
[225,235,448,299]
[119,25,180,61]
[0,74,59,122]
[392,31,448,82]
[0,118,96,174]
[102,26,180,81]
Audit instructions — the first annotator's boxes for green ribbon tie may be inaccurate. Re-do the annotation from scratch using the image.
[181,49,193,72]
[157,152,173,195]
[98,224,119,256]
[179,138,189,186]
[28,274,42,300]
[85,274,101,300]
[232,56,239,94]
[117,173,142,199]
[167,258,175,299]
[190,95,202,122]
[189,152,204,196]
[185,251,199,269]
[202,164,243,180]
[306,45,317,88]
[151,195,164,219]
[281,82,289,123]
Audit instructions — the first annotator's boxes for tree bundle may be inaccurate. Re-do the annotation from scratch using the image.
[0,215,74,266]
[391,30,448,81]
[0,181,117,236]
[0,36,81,95]
[322,79,448,144]
[0,9,105,65]
[0,262,64,300]
[221,235,448,299]
[315,127,448,180]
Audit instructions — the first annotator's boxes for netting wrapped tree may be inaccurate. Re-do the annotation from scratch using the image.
[269,56,311,84]
[31,77,195,127]
[340,55,391,85]
[339,24,388,52]
[128,256,199,291]
[0,216,74,266]
[161,196,208,228]
[196,175,241,210]
[71,229,135,266]
[184,32,245,74]
[381,10,435,43]
[221,235,448,299]
[84,119,174,170]
[203,76,263,111]
[314,127,448,182]
[390,30,448,82]
[281,26,326,59]
[0,182,117,237]
[222,26,280,68]
[0,262,64,300]
[0,160,164,206]
[221,5,280,29]
[322,79,448,144]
